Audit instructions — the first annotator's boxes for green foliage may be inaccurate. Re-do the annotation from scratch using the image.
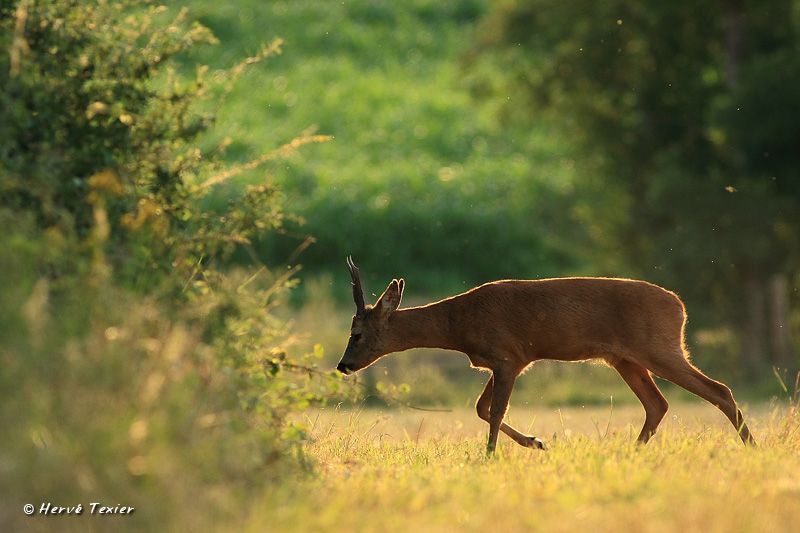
[720,46,800,195]
[180,0,591,295]
[0,0,327,289]
[478,0,800,286]
[0,0,356,529]
[1,1,215,235]
[478,0,800,378]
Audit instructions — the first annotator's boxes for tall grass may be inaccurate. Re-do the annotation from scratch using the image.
[0,227,341,532]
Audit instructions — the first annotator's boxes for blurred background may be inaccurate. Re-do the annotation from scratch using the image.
[181,0,799,395]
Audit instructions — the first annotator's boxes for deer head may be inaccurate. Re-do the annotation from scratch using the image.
[336,257,404,374]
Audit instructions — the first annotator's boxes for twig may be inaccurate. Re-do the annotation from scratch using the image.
[198,135,332,190]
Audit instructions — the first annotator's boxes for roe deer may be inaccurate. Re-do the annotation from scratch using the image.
[336,257,756,454]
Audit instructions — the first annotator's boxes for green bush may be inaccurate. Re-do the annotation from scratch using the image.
[1,1,213,235]
[0,1,352,529]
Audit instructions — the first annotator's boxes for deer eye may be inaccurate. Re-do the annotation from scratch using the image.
[351,333,362,342]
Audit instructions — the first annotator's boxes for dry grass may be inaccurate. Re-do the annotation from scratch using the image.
[245,402,800,533]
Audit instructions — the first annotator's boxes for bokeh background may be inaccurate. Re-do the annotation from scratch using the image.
[185,0,799,387]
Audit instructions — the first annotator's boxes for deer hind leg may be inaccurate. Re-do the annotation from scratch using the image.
[650,354,756,446]
[611,358,669,444]
[476,372,546,454]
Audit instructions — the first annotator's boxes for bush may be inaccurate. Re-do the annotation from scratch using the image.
[1,1,213,235]
[0,1,351,529]
[0,221,354,530]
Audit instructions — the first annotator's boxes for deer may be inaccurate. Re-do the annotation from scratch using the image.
[336,257,756,455]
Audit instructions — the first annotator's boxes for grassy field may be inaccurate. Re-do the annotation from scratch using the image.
[268,282,800,533]
[244,402,800,533]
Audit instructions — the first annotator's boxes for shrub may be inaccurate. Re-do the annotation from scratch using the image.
[0,1,349,529]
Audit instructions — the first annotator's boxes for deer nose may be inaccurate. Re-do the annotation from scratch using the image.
[336,362,353,375]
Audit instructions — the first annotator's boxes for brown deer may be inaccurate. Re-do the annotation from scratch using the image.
[336,257,756,454]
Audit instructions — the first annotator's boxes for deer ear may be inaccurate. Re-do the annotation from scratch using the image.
[376,278,404,317]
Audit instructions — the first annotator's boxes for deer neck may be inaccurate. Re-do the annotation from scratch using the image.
[386,300,459,353]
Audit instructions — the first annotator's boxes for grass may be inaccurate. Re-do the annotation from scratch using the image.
[274,285,800,532]
[244,402,800,533]
[262,273,800,533]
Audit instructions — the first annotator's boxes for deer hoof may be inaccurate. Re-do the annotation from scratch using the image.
[528,436,547,450]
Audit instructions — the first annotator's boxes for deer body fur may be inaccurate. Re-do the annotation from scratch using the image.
[336,258,756,454]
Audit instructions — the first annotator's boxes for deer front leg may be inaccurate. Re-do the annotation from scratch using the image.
[476,370,546,455]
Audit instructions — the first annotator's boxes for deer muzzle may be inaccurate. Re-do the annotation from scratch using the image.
[336,361,355,375]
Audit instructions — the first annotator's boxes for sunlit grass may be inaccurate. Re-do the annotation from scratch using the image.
[247,403,800,533]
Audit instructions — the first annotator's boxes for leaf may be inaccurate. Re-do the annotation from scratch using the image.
[313,343,324,359]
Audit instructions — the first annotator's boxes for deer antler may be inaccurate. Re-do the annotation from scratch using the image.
[346,256,366,315]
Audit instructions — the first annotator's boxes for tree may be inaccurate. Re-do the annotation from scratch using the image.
[479,0,799,380]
